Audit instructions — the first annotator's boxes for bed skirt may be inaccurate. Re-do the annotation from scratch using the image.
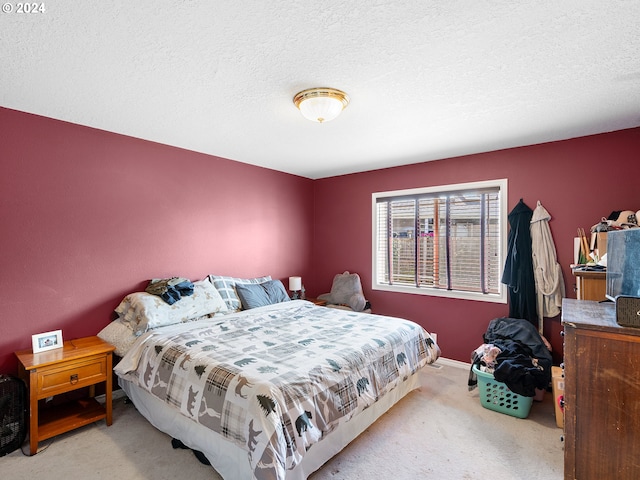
[119,371,422,479]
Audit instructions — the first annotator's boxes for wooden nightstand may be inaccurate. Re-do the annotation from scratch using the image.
[15,335,115,455]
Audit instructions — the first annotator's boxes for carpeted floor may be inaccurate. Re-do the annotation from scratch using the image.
[2,361,564,479]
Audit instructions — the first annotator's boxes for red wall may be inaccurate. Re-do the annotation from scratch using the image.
[0,107,314,372]
[313,128,640,364]
[2,105,638,372]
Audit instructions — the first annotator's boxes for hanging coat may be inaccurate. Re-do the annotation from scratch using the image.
[501,199,538,326]
[530,201,565,329]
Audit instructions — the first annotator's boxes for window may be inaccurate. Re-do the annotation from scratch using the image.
[372,179,507,303]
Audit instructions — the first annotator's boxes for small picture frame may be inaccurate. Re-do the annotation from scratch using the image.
[32,329,63,353]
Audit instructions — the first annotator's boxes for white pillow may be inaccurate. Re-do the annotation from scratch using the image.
[115,280,229,335]
[97,319,137,357]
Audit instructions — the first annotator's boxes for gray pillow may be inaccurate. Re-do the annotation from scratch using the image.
[236,280,290,310]
[207,274,272,311]
[235,283,271,310]
[262,280,291,304]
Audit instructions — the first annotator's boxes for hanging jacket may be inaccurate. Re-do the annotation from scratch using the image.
[501,199,538,326]
[530,201,565,328]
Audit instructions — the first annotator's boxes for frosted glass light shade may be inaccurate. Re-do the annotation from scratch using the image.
[293,88,349,123]
[289,276,302,291]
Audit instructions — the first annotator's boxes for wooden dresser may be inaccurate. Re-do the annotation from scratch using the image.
[562,299,640,479]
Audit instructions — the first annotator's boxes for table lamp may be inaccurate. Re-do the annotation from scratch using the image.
[289,276,302,299]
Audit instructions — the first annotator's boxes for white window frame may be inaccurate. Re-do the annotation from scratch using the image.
[371,179,508,303]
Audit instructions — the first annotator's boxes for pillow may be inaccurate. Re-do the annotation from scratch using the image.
[317,271,367,312]
[236,280,291,310]
[236,283,271,310]
[115,279,229,335]
[261,279,290,304]
[97,319,137,357]
[207,274,272,311]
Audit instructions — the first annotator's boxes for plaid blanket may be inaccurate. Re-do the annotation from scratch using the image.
[115,300,439,480]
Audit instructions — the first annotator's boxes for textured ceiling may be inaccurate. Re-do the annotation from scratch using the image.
[2,1,640,179]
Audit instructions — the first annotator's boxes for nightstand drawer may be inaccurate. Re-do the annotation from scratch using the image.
[37,355,107,397]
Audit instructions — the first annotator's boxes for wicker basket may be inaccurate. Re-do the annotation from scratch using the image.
[472,365,533,419]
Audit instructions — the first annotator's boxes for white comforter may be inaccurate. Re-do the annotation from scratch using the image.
[115,300,439,480]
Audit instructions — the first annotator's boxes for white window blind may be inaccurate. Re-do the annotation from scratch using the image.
[372,180,507,303]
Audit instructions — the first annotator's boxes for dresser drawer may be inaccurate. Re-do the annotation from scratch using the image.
[36,355,108,397]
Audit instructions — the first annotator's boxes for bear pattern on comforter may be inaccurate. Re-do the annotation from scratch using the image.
[115,300,439,480]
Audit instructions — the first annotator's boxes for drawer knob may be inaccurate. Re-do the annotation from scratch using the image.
[70,373,78,384]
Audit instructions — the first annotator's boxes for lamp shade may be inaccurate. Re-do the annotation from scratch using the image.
[288,276,302,291]
[293,88,349,123]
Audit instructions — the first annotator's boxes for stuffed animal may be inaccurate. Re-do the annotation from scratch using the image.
[317,271,367,312]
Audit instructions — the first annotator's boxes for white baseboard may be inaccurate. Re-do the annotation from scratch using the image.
[434,357,471,370]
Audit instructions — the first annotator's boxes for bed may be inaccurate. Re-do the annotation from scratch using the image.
[102,277,440,480]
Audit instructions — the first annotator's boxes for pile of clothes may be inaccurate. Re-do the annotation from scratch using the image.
[145,277,194,305]
[591,209,639,232]
[469,317,553,397]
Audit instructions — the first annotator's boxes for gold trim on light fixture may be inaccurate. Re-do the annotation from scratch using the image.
[293,87,350,123]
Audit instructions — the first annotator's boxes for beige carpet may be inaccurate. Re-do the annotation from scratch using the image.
[2,361,564,479]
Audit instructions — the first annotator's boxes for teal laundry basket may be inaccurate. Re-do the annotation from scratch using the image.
[472,365,533,419]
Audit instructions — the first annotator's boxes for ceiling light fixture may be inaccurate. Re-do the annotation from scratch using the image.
[293,87,350,123]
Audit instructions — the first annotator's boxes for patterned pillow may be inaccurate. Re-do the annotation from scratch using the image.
[115,280,229,335]
[97,319,137,357]
[207,274,272,311]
